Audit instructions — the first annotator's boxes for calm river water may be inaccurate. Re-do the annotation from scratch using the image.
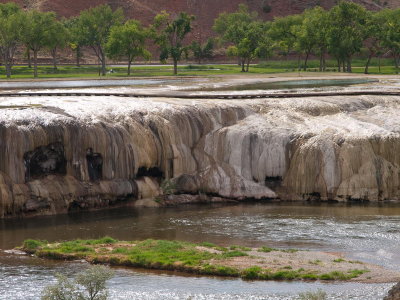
[0,202,399,299]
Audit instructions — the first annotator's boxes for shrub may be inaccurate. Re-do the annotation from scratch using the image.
[41,265,114,300]
[242,266,262,279]
[23,239,45,250]
[298,289,327,300]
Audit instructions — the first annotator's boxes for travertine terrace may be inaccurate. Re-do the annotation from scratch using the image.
[1,77,400,217]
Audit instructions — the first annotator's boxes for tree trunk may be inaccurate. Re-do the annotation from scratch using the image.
[246,58,250,72]
[322,55,326,71]
[378,56,381,73]
[319,53,323,72]
[5,63,11,79]
[241,59,245,72]
[27,48,32,68]
[101,52,106,76]
[76,46,81,67]
[173,59,178,75]
[364,53,373,74]
[303,51,310,71]
[52,47,58,71]
[342,61,346,73]
[346,57,352,73]
[297,54,301,70]
[128,59,132,76]
[33,50,38,78]
[337,59,341,72]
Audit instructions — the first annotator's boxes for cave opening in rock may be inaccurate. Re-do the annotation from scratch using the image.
[86,148,103,181]
[24,142,66,181]
[136,166,163,178]
[265,176,282,189]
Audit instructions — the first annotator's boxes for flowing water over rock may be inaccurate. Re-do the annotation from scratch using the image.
[0,203,399,299]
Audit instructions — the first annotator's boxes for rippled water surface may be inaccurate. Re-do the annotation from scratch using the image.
[0,202,399,299]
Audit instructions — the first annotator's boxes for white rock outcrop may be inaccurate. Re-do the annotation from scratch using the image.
[0,93,399,217]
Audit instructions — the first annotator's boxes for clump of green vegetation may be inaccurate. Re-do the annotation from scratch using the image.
[258,246,277,253]
[41,265,114,300]
[298,289,327,300]
[333,258,346,263]
[258,246,299,253]
[242,266,263,280]
[200,242,217,248]
[229,245,251,251]
[319,269,368,280]
[222,250,248,258]
[309,259,322,265]
[23,239,46,251]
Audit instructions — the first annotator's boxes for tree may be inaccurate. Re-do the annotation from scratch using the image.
[106,20,151,76]
[0,3,25,78]
[23,10,58,78]
[213,4,263,72]
[41,265,114,300]
[152,11,195,75]
[191,38,214,64]
[379,9,400,74]
[76,5,123,76]
[363,11,386,74]
[64,17,84,67]
[327,1,367,72]
[268,14,302,59]
[46,20,69,71]
[296,7,329,71]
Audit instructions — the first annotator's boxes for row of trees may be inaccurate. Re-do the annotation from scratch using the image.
[0,3,201,77]
[1,1,400,77]
[215,2,400,73]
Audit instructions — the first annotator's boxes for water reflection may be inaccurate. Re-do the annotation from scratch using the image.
[0,202,399,299]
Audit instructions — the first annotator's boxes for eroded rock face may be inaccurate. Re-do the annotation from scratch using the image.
[384,282,400,300]
[0,93,400,217]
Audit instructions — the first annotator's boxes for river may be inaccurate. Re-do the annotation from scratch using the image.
[0,202,399,299]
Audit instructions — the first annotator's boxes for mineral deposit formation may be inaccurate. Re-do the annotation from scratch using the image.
[0,92,399,217]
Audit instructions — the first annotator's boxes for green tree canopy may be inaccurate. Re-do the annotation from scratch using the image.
[76,4,124,76]
[106,20,151,75]
[22,10,58,78]
[0,3,25,78]
[295,7,329,71]
[191,38,214,64]
[379,9,400,73]
[213,4,265,72]
[152,11,195,75]
[46,20,70,70]
[327,1,367,72]
[268,14,303,58]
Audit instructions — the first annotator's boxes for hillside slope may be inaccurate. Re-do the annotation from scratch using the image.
[1,0,398,40]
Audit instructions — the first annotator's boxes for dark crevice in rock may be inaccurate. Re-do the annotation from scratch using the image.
[136,166,163,178]
[86,148,103,181]
[24,142,66,182]
[265,176,282,189]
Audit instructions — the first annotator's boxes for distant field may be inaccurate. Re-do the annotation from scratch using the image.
[0,58,397,79]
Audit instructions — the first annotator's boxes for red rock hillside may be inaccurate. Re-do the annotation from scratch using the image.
[1,0,398,42]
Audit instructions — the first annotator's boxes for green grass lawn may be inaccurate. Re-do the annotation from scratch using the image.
[0,58,397,80]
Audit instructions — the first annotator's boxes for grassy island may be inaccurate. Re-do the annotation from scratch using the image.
[20,237,376,281]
